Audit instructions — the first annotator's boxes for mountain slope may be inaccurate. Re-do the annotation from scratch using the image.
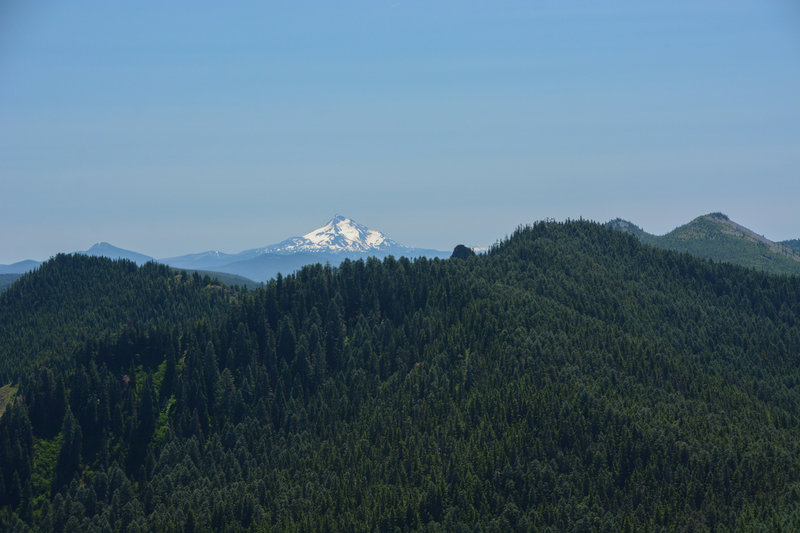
[782,239,800,254]
[0,259,41,274]
[0,254,237,381]
[1,241,155,274]
[3,221,800,530]
[607,212,800,275]
[79,242,154,265]
[213,251,344,281]
[158,250,238,271]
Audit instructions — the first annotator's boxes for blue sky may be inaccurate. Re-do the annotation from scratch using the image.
[1,1,799,263]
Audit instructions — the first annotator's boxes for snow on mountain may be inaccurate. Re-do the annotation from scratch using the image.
[4,216,448,283]
[255,215,404,255]
[161,215,449,281]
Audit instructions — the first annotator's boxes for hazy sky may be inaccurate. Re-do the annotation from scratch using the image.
[2,1,799,263]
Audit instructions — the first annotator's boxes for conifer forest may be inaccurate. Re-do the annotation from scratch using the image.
[2,221,800,531]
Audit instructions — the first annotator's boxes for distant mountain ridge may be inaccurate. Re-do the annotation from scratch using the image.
[0,215,449,283]
[0,243,153,274]
[80,242,154,265]
[0,274,21,292]
[0,260,40,275]
[0,243,258,288]
[161,215,449,281]
[607,212,800,275]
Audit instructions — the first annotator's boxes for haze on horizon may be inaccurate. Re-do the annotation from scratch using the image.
[1,1,799,264]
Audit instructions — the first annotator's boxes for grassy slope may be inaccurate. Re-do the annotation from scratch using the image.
[0,384,17,419]
[608,213,800,276]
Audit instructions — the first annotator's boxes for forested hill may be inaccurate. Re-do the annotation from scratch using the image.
[2,221,800,531]
[783,239,800,254]
[607,213,800,275]
[0,254,239,382]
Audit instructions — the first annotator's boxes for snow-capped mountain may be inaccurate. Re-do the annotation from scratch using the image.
[1,216,450,284]
[252,215,402,255]
[0,216,447,281]
[159,215,450,281]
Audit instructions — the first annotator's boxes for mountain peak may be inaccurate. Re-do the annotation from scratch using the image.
[300,216,398,252]
[258,216,401,255]
[606,212,800,275]
[80,242,154,265]
[86,242,114,252]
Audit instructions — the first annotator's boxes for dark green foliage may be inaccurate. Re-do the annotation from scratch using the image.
[52,410,81,494]
[25,368,66,439]
[0,254,237,382]
[3,221,800,530]
[178,269,262,290]
[450,244,476,259]
[0,400,33,511]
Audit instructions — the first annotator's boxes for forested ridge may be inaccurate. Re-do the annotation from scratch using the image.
[0,254,240,382]
[607,213,800,276]
[2,220,800,531]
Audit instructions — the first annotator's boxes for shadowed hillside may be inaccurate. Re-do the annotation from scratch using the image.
[0,254,238,382]
[2,221,800,531]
